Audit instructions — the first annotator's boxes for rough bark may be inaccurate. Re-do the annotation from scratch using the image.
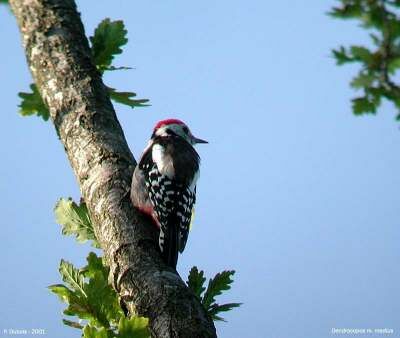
[9,0,217,337]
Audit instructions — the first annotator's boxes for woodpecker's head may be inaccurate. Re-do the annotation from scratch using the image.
[152,119,208,145]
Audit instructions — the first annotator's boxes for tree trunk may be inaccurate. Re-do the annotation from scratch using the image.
[8,0,217,337]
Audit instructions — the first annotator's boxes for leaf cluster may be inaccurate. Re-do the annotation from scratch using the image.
[187,267,242,321]
[52,197,150,337]
[89,19,149,108]
[49,253,150,338]
[18,18,148,121]
[54,197,241,330]
[330,0,400,119]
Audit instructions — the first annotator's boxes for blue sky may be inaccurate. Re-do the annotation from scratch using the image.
[1,1,399,337]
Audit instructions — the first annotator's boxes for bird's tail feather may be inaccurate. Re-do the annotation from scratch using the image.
[160,224,179,269]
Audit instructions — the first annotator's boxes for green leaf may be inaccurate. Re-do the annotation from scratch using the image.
[332,47,354,65]
[49,278,93,323]
[329,4,362,19]
[83,325,110,338]
[388,57,400,74]
[84,271,123,327]
[352,96,377,115]
[108,87,149,108]
[81,252,107,279]
[118,316,150,338]
[0,0,8,4]
[18,84,49,121]
[202,270,236,309]
[54,198,99,247]
[208,303,242,322]
[187,267,241,322]
[63,302,92,321]
[187,266,206,298]
[369,33,381,47]
[390,94,400,109]
[59,259,87,297]
[82,253,123,327]
[350,46,373,63]
[51,252,125,329]
[90,19,128,71]
[48,284,75,303]
[62,319,84,330]
[350,72,375,88]
[363,6,386,28]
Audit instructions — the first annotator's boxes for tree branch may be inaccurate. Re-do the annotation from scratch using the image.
[8,0,217,337]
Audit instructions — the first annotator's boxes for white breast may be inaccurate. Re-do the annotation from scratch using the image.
[152,144,175,178]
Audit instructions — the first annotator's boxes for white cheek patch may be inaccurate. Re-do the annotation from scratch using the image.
[152,144,175,178]
[152,144,165,170]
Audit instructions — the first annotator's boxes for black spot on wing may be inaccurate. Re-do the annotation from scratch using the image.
[176,187,195,252]
[146,165,195,254]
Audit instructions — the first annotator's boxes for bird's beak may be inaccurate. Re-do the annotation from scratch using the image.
[192,136,208,144]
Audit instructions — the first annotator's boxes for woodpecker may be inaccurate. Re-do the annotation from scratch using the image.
[131,119,207,269]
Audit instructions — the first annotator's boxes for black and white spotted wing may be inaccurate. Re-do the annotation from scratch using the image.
[145,165,195,255]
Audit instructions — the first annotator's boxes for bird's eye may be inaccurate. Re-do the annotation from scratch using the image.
[182,126,189,134]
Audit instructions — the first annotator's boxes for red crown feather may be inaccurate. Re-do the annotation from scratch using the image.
[154,119,185,131]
